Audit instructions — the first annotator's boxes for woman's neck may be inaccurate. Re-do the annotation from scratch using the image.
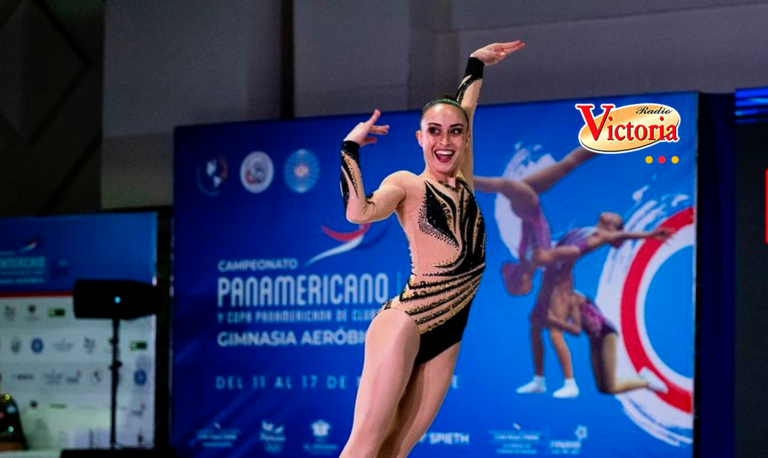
[421,168,458,187]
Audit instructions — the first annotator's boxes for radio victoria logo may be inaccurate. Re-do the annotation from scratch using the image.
[575,103,680,153]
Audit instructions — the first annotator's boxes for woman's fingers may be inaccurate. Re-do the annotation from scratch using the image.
[473,40,525,65]
[343,111,387,147]
[369,124,390,135]
[501,41,525,53]
[495,42,525,62]
[489,41,525,56]
[366,109,382,126]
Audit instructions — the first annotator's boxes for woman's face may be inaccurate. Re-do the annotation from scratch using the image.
[416,104,468,177]
[599,212,623,231]
[599,212,625,247]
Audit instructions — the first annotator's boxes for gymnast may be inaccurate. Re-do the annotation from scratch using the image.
[474,145,596,296]
[518,213,672,397]
[338,41,524,458]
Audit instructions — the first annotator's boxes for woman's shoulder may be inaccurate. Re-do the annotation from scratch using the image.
[381,171,430,203]
[383,170,422,186]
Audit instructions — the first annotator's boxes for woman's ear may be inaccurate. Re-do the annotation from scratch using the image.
[415,130,422,146]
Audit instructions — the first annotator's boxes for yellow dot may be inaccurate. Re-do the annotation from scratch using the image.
[645,156,653,163]
[672,156,679,164]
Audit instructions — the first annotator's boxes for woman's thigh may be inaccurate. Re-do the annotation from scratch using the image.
[344,309,421,447]
[378,341,462,458]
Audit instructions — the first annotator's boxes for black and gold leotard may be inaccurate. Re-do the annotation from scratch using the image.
[383,175,485,364]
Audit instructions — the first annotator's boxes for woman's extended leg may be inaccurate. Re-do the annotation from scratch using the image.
[591,334,649,394]
[549,328,579,398]
[549,328,574,379]
[340,309,421,458]
[517,320,547,393]
[475,177,541,220]
[476,147,595,223]
[377,341,462,458]
[522,146,596,195]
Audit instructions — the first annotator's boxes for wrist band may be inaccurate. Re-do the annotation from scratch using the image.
[342,141,360,161]
[465,57,484,79]
[456,58,484,103]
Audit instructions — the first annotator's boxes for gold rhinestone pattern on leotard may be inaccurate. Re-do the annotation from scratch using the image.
[383,177,486,337]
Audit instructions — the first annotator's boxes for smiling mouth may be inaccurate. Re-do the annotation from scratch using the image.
[434,149,455,163]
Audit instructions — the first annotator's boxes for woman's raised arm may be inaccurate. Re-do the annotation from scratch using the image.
[341,110,406,224]
[457,41,525,189]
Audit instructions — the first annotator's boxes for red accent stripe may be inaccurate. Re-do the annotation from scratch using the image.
[0,291,72,298]
[620,207,694,414]
[321,223,371,242]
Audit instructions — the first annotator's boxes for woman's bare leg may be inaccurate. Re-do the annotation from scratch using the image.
[549,328,574,379]
[475,177,541,219]
[505,181,541,220]
[593,334,649,394]
[522,146,596,195]
[377,342,461,458]
[550,328,579,398]
[589,341,607,392]
[340,309,421,458]
[517,320,547,393]
[476,147,594,219]
[531,321,545,376]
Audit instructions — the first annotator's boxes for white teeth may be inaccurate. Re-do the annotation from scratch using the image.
[435,150,454,157]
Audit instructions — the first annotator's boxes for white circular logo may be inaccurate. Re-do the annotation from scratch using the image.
[240,151,274,193]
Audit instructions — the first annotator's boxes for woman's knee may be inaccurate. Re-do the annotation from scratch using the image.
[595,376,615,394]
[389,445,414,458]
[597,384,614,394]
[513,195,540,220]
[343,400,406,458]
[549,329,564,343]
[507,181,540,217]
[529,316,544,331]
[341,434,380,458]
[378,431,408,458]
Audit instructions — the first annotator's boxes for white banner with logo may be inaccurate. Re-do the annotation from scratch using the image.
[0,214,157,450]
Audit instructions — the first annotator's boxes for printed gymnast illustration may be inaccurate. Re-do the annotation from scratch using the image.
[474,146,596,296]
[516,211,673,398]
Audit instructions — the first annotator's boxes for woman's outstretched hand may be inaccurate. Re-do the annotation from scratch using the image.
[344,109,390,148]
[470,41,526,66]
[650,226,674,241]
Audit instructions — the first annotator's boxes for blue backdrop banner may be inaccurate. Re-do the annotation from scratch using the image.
[172,93,697,457]
[0,214,157,291]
